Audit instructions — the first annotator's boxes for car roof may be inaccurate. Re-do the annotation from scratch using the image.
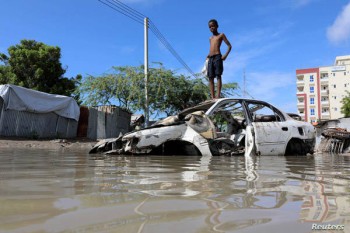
[178,98,260,118]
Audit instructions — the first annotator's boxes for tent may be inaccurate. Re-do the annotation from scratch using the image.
[0,84,80,138]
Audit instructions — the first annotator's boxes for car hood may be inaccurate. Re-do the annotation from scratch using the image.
[131,111,217,140]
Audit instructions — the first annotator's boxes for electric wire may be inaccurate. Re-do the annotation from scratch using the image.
[111,0,147,19]
[98,0,144,25]
[100,0,253,97]
[148,20,197,77]
[98,0,197,78]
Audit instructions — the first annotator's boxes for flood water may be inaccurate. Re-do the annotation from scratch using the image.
[0,148,349,233]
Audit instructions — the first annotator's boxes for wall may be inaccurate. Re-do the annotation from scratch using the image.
[85,106,131,140]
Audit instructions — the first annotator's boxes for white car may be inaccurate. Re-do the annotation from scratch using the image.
[90,98,316,156]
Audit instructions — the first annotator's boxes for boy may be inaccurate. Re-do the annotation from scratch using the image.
[207,19,232,99]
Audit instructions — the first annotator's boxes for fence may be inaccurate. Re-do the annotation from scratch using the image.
[78,106,131,140]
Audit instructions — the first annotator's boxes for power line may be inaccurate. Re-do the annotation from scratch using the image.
[111,0,147,19]
[148,21,197,77]
[98,0,197,78]
[98,0,144,25]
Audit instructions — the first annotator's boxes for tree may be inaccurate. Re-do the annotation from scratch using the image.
[222,82,238,97]
[0,39,80,98]
[152,74,209,116]
[78,64,208,116]
[341,91,350,117]
[77,66,144,111]
[78,64,238,117]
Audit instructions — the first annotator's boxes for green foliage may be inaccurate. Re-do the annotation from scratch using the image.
[152,74,209,116]
[78,64,238,117]
[0,39,80,98]
[222,82,238,97]
[341,91,350,117]
[0,65,16,84]
[79,65,195,116]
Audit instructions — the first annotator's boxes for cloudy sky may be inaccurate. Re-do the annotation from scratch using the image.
[1,0,350,114]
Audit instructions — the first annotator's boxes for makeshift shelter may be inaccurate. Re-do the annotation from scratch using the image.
[85,105,131,140]
[0,84,80,138]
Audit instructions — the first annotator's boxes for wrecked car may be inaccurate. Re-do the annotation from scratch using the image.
[90,98,316,156]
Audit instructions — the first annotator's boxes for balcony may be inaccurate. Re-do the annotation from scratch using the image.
[321,89,329,95]
[297,101,305,107]
[321,112,330,116]
[296,80,304,86]
[320,77,329,83]
[321,100,329,106]
[296,88,304,94]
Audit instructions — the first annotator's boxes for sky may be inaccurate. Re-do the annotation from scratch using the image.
[1,0,350,114]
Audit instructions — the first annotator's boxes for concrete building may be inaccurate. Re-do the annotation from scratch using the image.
[296,55,350,123]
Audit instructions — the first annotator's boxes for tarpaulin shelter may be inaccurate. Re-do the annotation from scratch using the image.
[0,84,80,138]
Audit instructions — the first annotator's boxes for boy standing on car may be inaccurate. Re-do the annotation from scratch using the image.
[207,19,232,99]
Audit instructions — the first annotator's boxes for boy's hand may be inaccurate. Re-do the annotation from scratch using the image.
[221,55,227,61]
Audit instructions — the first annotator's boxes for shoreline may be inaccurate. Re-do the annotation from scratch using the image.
[0,137,97,151]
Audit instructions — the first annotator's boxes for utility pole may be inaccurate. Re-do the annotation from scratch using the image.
[144,17,149,127]
[243,69,246,98]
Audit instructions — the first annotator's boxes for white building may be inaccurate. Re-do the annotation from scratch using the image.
[296,55,350,123]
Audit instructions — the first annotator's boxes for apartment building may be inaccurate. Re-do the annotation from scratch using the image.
[296,55,350,123]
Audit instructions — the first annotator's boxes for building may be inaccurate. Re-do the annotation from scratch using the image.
[296,55,350,123]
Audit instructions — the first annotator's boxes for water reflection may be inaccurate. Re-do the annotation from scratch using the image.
[0,148,350,232]
[298,155,350,226]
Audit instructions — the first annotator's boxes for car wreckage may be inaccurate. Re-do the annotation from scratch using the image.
[90,98,316,156]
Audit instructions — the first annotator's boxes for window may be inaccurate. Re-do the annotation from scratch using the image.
[345,84,347,88]
[211,101,246,134]
[310,86,314,93]
[310,97,314,105]
[247,102,284,123]
[333,84,336,88]
[310,75,314,82]
[310,108,315,116]
[334,107,338,111]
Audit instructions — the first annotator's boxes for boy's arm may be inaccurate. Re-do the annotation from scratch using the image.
[207,37,211,58]
[221,33,232,61]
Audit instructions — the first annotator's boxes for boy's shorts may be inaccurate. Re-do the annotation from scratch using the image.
[207,54,223,79]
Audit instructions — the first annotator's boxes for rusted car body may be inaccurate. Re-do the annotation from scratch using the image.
[90,98,316,156]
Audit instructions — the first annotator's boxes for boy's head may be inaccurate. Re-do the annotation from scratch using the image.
[208,19,219,33]
[208,19,218,27]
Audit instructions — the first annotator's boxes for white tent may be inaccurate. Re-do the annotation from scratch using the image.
[0,84,80,138]
[0,84,79,121]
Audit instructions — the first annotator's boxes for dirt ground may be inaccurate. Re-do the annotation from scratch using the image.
[0,137,98,151]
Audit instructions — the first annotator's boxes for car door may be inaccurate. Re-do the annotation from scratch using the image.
[245,101,291,156]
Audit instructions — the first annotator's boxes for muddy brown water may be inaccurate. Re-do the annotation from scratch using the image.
[0,148,349,233]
